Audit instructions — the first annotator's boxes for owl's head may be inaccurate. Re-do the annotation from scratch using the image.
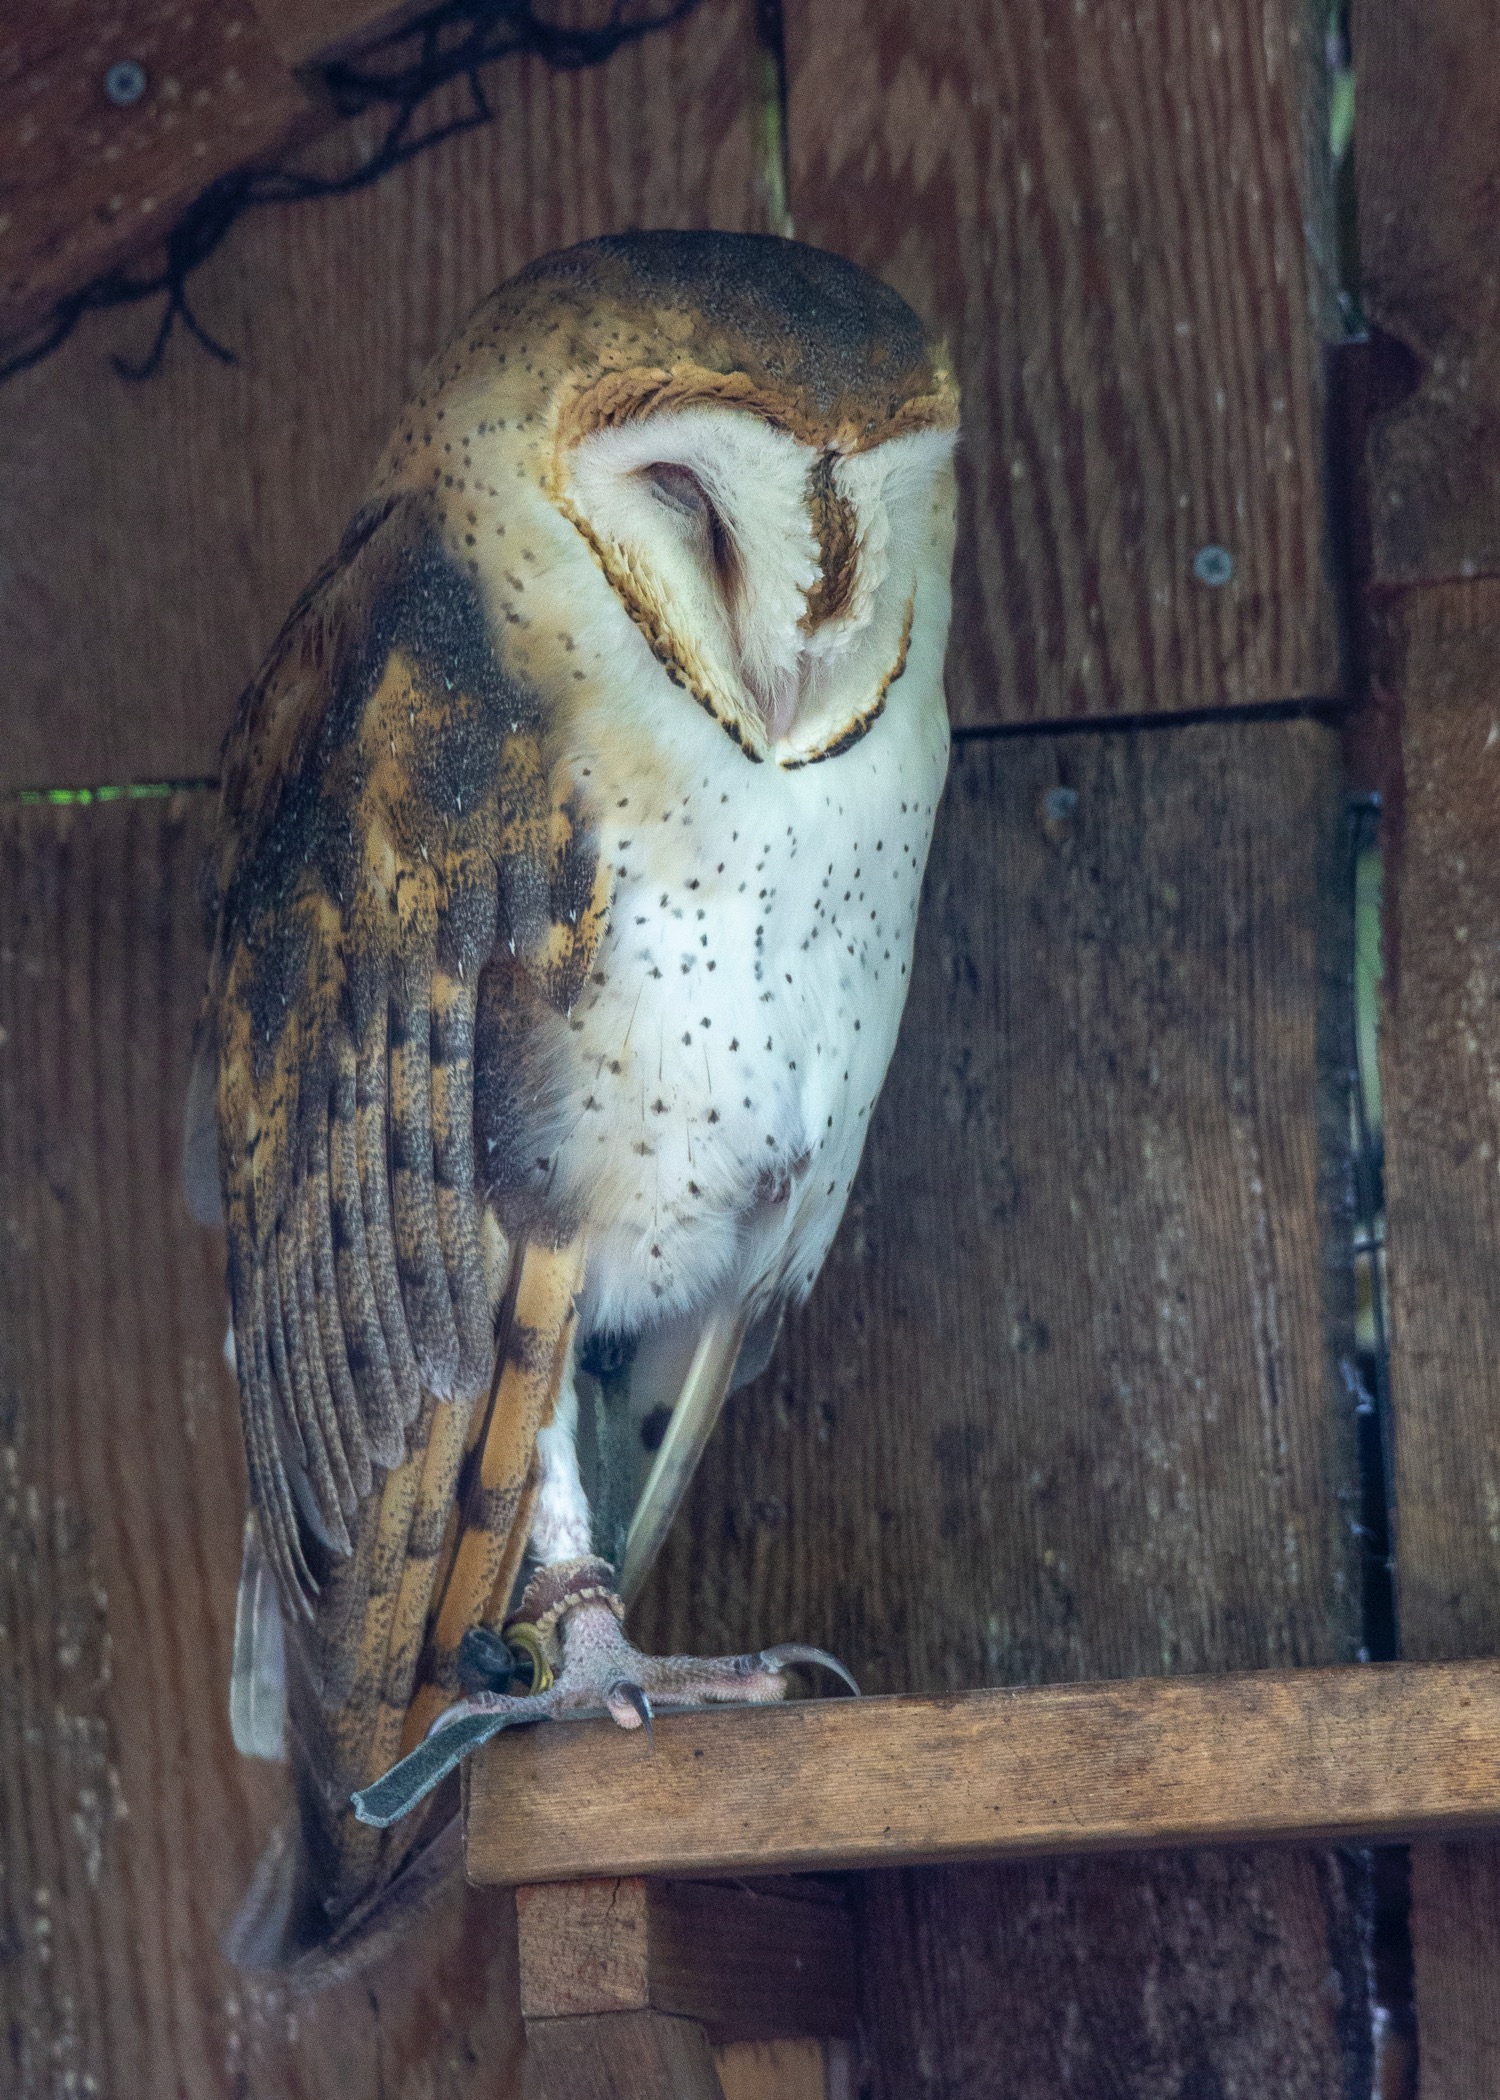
[386,233,959,769]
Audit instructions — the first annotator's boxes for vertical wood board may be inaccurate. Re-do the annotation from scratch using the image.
[1377,581,1500,1661]
[1355,0,1500,586]
[636,719,1360,1688]
[0,797,525,2099]
[785,0,1344,725]
[1372,578,1500,2100]
[0,0,762,794]
[634,716,1368,2097]
[1357,8,1500,2095]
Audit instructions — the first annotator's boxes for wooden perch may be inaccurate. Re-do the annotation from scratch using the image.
[466,1657,1500,1886]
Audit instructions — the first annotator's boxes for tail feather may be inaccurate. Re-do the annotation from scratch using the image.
[229,1513,288,1762]
[226,1807,465,1991]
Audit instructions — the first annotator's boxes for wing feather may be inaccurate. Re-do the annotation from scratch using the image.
[203,492,612,1954]
[328,1031,405,1468]
[353,1002,424,1430]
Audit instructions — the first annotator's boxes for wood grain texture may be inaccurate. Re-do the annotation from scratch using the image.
[857,1846,1366,2100]
[0,796,528,2099]
[1377,582,1500,1661]
[515,1876,856,2038]
[1371,578,1500,2100]
[785,0,1344,725]
[1406,1841,1500,2098]
[519,1878,656,2019]
[0,0,315,339]
[647,1881,855,2042]
[472,1659,1500,1881]
[523,2009,725,2100]
[0,0,761,794]
[1357,12,1500,2094]
[1355,0,1500,586]
[628,719,1367,2096]
[249,0,434,68]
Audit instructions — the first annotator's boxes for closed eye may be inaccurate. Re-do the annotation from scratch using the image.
[640,462,741,604]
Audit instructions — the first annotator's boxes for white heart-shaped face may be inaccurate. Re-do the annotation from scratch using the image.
[557,404,958,765]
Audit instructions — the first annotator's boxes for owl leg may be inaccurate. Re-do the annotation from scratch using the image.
[349,1364,855,1832]
[349,1549,855,1830]
[467,1555,857,1738]
[503,1369,855,1728]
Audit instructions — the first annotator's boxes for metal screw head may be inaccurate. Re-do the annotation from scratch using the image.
[1193,544,1234,587]
[104,60,148,106]
[1040,785,1079,843]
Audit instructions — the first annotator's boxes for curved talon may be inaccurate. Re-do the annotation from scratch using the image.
[758,1644,861,1698]
[608,1678,655,1740]
[426,1694,489,1738]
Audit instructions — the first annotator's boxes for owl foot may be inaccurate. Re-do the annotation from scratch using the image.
[454,1596,857,1738]
[460,1554,857,1732]
[349,1555,857,1830]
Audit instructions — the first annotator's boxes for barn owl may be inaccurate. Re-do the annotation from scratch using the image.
[190,230,959,1968]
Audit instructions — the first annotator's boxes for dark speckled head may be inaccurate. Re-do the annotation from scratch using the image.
[513,231,952,440]
[382,230,958,480]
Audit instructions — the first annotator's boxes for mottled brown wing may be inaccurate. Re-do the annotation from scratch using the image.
[202,492,609,1935]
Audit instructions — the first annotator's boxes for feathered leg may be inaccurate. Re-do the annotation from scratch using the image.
[403,1240,583,1749]
[350,1300,856,1832]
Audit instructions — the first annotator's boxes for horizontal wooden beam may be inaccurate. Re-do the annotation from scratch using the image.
[465,1659,1500,1886]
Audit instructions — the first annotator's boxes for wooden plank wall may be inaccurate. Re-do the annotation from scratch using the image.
[0,1,1371,2095]
[0,797,531,2099]
[785,0,1343,727]
[0,1,763,795]
[1358,2,1500,2094]
[636,725,1369,2097]
[0,8,767,2097]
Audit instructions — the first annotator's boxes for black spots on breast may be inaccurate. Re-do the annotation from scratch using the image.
[755,1162,794,1206]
